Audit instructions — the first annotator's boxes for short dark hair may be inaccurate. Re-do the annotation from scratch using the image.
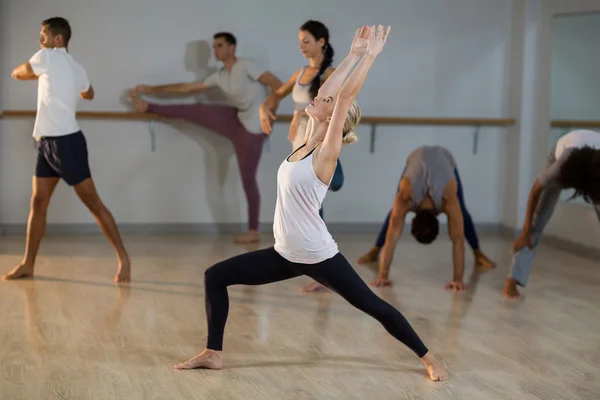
[557,146,600,204]
[213,32,236,46]
[411,209,439,244]
[42,17,72,46]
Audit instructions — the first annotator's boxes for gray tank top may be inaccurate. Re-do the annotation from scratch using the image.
[401,146,457,212]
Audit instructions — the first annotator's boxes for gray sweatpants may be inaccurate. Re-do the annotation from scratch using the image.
[508,184,600,286]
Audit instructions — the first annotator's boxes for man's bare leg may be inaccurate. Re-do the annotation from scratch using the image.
[73,178,131,283]
[2,177,60,280]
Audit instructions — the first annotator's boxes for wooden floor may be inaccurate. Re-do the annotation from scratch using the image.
[0,232,599,400]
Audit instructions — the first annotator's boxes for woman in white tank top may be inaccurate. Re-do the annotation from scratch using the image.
[173,25,447,383]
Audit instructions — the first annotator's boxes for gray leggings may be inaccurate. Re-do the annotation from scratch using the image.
[508,184,600,286]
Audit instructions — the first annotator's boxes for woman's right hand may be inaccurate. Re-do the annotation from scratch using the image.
[366,25,391,56]
[259,105,276,134]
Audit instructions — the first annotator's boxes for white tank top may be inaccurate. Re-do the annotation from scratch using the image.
[273,145,339,264]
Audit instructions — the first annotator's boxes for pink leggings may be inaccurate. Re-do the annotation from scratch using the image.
[147,102,266,231]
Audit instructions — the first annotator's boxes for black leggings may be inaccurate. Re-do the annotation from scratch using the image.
[203,247,429,358]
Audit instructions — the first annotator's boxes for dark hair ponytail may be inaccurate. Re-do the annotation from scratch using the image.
[300,20,334,99]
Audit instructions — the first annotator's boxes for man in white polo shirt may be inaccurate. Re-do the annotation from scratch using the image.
[3,17,131,283]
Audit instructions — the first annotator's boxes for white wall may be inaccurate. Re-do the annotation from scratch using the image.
[548,12,600,205]
[503,0,600,251]
[0,0,512,230]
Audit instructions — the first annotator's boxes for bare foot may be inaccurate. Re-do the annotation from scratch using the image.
[420,352,448,381]
[299,280,327,293]
[2,263,34,280]
[357,247,380,264]
[130,91,149,113]
[174,349,222,370]
[234,230,260,244]
[114,258,131,283]
[503,278,521,299]
[474,250,496,269]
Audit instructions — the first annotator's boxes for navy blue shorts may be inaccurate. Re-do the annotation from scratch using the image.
[35,131,92,186]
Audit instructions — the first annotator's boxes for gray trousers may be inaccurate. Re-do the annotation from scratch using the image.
[508,184,600,286]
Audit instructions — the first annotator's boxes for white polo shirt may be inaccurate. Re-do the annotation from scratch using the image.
[28,47,90,140]
[203,58,267,134]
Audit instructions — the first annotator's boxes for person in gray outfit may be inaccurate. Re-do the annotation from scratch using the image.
[361,145,495,291]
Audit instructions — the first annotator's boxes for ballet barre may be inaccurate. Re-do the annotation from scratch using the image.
[0,110,515,155]
[551,119,600,136]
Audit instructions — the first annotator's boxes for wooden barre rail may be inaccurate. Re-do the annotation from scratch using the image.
[551,120,600,128]
[0,109,516,154]
[0,110,515,126]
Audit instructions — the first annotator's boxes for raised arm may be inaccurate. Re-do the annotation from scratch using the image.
[315,27,370,99]
[442,180,467,292]
[319,25,390,165]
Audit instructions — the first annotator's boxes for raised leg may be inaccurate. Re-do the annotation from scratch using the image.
[505,183,562,298]
[302,253,447,381]
[174,247,300,370]
[131,93,239,139]
[2,177,60,280]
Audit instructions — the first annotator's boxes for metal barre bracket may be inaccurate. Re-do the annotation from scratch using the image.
[472,125,481,155]
[149,121,157,152]
[369,124,377,153]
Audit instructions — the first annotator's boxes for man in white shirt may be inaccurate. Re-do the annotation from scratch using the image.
[3,17,131,283]
[131,32,283,245]
[504,129,600,299]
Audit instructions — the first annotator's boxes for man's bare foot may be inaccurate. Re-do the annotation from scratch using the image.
[174,349,222,370]
[299,280,327,293]
[2,263,34,280]
[357,247,380,264]
[234,230,260,244]
[503,278,521,299]
[130,92,149,113]
[420,352,448,381]
[474,250,496,269]
[114,258,131,283]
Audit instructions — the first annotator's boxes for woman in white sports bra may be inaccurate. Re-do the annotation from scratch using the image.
[260,20,345,218]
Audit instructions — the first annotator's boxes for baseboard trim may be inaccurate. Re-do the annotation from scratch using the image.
[0,222,503,236]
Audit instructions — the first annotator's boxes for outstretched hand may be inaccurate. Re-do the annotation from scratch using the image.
[366,25,391,56]
[350,25,371,56]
